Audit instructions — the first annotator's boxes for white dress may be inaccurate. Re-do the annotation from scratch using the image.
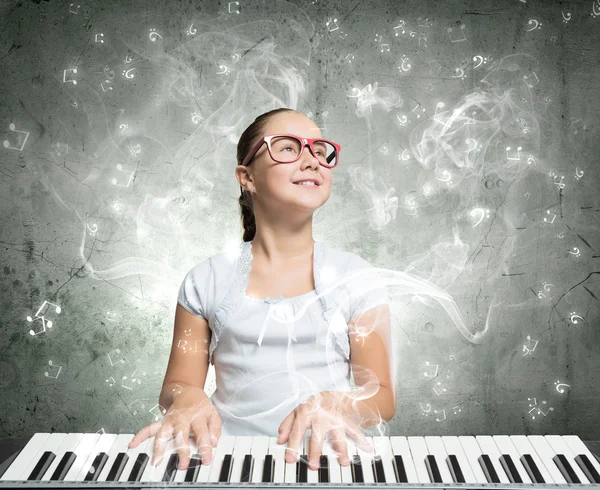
[177,240,389,436]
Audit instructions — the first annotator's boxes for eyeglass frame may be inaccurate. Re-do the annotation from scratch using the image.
[240,133,341,169]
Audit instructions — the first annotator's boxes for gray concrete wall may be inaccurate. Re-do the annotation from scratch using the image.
[0,0,598,442]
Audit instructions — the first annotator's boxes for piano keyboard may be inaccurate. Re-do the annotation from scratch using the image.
[1,433,599,488]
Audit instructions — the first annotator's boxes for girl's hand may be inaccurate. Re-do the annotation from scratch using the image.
[127,386,221,470]
[277,391,373,470]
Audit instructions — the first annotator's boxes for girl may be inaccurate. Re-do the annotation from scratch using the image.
[128,108,396,474]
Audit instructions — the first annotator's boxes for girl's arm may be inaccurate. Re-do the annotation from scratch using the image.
[158,304,212,411]
[345,303,396,427]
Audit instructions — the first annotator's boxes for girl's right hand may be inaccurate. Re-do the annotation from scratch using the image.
[127,386,222,470]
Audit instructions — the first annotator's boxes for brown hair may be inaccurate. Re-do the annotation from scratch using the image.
[237,107,297,242]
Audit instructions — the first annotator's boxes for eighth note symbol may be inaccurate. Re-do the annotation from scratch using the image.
[4,123,30,151]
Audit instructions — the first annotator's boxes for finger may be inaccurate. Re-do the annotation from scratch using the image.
[308,425,326,470]
[207,411,222,447]
[173,426,190,470]
[277,412,295,445]
[152,422,173,466]
[128,422,163,449]
[329,428,350,465]
[344,420,372,452]
[191,421,213,466]
[286,413,308,464]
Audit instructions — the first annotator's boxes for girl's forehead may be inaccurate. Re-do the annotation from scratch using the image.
[264,114,322,137]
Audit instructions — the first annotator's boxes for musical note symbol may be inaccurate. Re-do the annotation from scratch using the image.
[111,163,135,188]
[95,33,104,43]
[345,54,354,64]
[418,33,428,48]
[149,404,167,421]
[570,312,584,324]
[434,409,446,422]
[187,23,197,36]
[107,349,128,367]
[326,18,339,32]
[522,335,538,356]
[543,209,556,224]
[393,22,405,36]
[228,1,240,14]
[452,406,461,415]
[570,118,587,134]
[424,361,438,378]
[3,123,30,151]
[411,104,426,119]
[399,55,411,72]
[62,67,78,85]
[505,146,522,161]
[149,29,163,42]
[379,43,390,52]
[217,64,230,75]
[526,19,542,31]
[105,376,116,387]
[593,0,600,18]
[523,72,539,88]
[69,3,80,14]
[447,22,466,43]
[568,247,581,257]
[554,380,571,393]
[562,11,571,23]
[433,382,447,396]
[419,402,432,415]
[27,300,62,335]
[122,368,145,390]
[129,399,145,416]
[101,80,113,92]
[528,399,553,420]
[44,360,62,379]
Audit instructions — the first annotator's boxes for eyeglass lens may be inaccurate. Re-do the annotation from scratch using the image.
[269,136,337,167]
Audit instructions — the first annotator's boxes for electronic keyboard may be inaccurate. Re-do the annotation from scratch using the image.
[0,433,599,489]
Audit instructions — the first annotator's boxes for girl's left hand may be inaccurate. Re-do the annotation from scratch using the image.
[276,390,373,470]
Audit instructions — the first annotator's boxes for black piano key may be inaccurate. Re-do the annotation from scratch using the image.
[28,451,56,480]
[351,454,364,483]
[162,453,179,482]
[105,452,128,481]
[553,454,581,484]
[372,455,385,482]
[218,454,233,482]
[575,454,600,483]
[478,454,500,483]
[49,451,76,481]
[446,454,465,483]
[261,454,274,482]
[84,452,108,481]
[185,454,202,482]
[318,455,329,483]
[393,454,408,482]
[128,453,149,481]
[425,454,443,483]
[240,454,253,482]
[297,454,308,483]
[499,454,523,483]
[520,453,545,483]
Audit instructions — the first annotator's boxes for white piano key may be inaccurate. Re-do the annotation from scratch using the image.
[322,438,342,483]
[41,433,84,481]
[74,433,117,481]
[510,435,555,483]
[545,435,590,484]
[474,435,510,484]
[459,436,494,484]
[96,434,133,481]
[249,436,269,483]
[64,433,102,481]
[562,435,600,479]
[526,435,567,484]
[306,436,319,483]
[207,435,235,482]
[229,436,252,482]
[284,437,301,483]
[172,438,197,483]
[441,436,477,484]
[356,436,375,483]
[120,438,153,482]
[407,436,430,483]
[268,436,286,483]
[140,436,175,482]
[372,436,396,483]
[492,435,532,483]
[424,436,454,483]
[21,433,68,480]
[1,433,51,481]
[195,437,217,483]
[390,436,419,483]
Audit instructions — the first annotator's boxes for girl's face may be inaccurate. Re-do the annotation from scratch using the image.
[239,112,333,213]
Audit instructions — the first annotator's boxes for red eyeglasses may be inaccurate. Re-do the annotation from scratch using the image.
[241,134,341,168]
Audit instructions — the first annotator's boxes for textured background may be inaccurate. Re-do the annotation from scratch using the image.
[0,0,598,441]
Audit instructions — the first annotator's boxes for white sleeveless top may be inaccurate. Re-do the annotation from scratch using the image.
[177,240,389,436]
